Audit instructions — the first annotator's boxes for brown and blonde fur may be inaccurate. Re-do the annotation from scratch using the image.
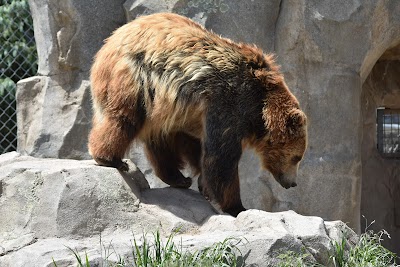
[89,13,307,216]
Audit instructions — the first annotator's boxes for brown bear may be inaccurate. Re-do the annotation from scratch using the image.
[88,13,307,217]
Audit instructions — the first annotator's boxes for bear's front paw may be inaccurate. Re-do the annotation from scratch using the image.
[94,157,129,172]
[117,160,129,172]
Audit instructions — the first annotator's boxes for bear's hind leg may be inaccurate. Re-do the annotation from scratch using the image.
[89,115,139,171]
[144,137,192,188]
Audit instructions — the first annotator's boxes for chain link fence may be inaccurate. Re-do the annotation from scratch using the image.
[0,0,37,154]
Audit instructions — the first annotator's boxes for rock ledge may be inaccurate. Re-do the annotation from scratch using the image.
[0,153,356,266]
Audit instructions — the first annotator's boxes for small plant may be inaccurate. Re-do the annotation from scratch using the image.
[130,230,243,267]
[52,247,91,267]
[277,250,323,267]
[277,219,399,267]
[330,217,399,267]
[131,231,170,266]
[331,229,398,267]
[53,230,244,267]
[182,237,243,267]
[330,234,347,267]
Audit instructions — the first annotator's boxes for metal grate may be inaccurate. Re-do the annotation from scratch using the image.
[0,0,38,154]
[377,108,400,158]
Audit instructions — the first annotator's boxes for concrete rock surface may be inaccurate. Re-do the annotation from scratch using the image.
[0,153,357,267]
[18,0,127,159]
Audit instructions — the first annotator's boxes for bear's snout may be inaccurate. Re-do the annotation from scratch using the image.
[275,173,298,189]
[281,181,297,189]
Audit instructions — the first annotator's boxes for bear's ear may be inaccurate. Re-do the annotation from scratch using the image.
[254,68,283,87]
[286,108,307,136]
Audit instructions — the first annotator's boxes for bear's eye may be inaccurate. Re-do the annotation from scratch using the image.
[291,156,302,164]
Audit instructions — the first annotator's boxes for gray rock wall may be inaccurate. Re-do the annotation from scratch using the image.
[17,0,400,237]
[18,0,127,159]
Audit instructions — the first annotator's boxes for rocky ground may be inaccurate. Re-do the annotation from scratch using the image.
[0,152,357,266]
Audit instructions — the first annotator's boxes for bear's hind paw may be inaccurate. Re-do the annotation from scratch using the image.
[172,177,192,189]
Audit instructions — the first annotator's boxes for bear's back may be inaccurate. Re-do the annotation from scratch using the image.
[96,13,270,81]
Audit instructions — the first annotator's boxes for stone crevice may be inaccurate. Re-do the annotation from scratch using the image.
[273,0,283,51]
[0,236,38,257]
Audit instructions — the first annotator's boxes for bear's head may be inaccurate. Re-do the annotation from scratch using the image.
[258,107,307,189]
[253,67,308,189]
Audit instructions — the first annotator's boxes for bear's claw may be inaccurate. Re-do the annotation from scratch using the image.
[94,157,129,172]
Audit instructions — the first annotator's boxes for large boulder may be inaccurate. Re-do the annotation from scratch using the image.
[0,153,357,267]
[17,0,127,159]
[17,75,92,159]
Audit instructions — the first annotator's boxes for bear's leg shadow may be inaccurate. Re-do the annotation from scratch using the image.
[144,135,193,188]
[202,110,246,217]
[89,115,139,171]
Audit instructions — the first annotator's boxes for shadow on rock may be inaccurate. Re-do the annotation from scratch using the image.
[140,187,218,225]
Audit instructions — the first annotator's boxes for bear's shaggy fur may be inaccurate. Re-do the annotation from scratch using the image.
[89,13,307,216]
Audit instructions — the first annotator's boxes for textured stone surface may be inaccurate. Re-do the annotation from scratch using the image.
[18,0,127,159]
[0,153,357,267]
[17,75,92,159]
[0,153,148,242]
[124,0,280,51]
[124,0,178,21]
[270,0,400,234]
[28,0,126,75]
[17,0,400,238]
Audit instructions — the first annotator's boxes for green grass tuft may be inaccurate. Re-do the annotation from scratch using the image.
[56,222,399,267]
[277,225,399,267]
[331,229,398,267]
[277,249,323,267]
[53,230,244,267]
